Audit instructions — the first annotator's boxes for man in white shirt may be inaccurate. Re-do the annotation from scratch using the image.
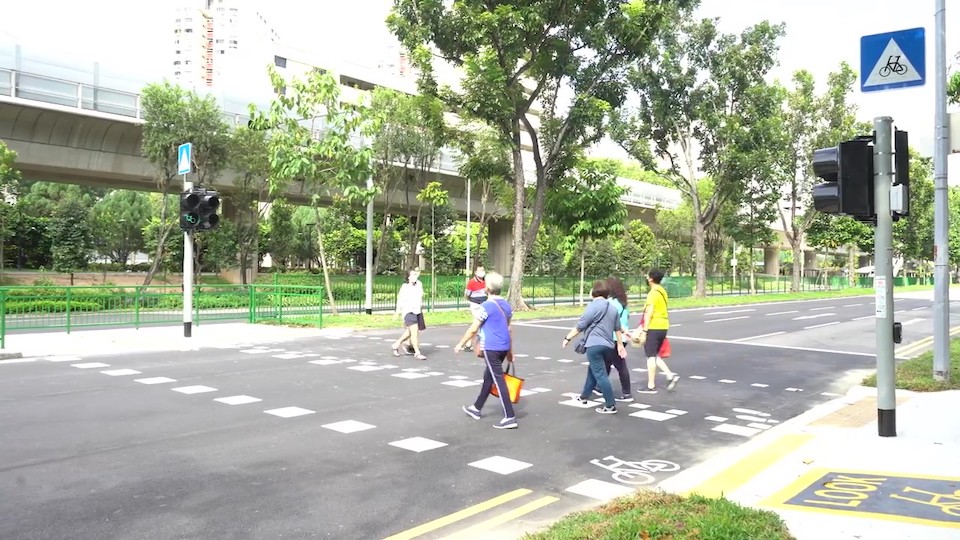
[391,268,427,360]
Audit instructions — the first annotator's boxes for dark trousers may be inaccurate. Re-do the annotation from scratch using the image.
[603,345,631,396]
[474,349,515,419]
[581,346,615,408]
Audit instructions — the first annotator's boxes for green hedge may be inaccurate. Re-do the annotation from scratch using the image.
[4,300,103,314]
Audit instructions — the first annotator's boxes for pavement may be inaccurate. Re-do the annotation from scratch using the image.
[0,292,956,539]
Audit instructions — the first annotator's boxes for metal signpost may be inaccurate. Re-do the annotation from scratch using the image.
[178,142,194,338]
[858,26,928,436]
[932,0,950,380]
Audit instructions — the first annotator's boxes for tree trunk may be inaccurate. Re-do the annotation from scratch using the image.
[749,244,756,294]
[791,243,803,292]
[506,129,528,310]
[312,209,338,316]
[143,192,173,287]
[579,239,586,306]
[692,219,707,298]
[848,244,857,288]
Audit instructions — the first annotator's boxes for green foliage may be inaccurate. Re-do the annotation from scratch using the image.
[588,158,673,188]
[894,150,934,264]
[49,198,93,275]
[228,126,272,281]
[808,214,872,252]
[0,141,21,197]
[613,17,787,296]
[546,159,627,250]
[267,199,296,269]
[18,182,99,218]
[91,190,152,265]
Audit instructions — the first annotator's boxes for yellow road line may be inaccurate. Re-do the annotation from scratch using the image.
[896,324,960,357]
[440,495,560,540]
[383,488,532,540]
[686,433,814,499]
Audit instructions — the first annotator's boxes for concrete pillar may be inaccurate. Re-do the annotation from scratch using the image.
[804,250,819,271]
[219,199,258,284]
[763,246,780,276]
[488,219,513,277]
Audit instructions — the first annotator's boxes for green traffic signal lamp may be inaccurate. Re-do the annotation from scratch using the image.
[179,190,200,231]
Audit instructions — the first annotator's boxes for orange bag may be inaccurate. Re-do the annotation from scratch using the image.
[490,361,524,404]
[659,337,672,358]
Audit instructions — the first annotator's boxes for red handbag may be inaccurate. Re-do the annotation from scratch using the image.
[659,337,671,358]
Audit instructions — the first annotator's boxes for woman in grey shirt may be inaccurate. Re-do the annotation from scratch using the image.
[562,280,627,414]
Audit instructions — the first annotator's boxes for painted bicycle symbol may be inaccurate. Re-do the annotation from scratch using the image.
[879,55,908,78]
[590,455,681,486]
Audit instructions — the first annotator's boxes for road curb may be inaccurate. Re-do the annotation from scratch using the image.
[0,351,23,360]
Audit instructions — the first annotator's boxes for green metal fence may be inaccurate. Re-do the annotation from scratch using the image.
[0,284,324,349]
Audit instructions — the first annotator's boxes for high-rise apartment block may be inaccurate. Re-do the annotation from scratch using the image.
[171,0,279,90]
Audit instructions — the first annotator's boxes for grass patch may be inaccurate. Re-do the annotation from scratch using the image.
[522,491,793,540]
[862,338,960,391]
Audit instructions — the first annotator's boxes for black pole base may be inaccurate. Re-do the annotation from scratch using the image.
[878,408,896,437]
[365,308,373,315]
[184,322,192,338]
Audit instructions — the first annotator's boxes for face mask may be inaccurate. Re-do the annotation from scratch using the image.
[476,272,485,279]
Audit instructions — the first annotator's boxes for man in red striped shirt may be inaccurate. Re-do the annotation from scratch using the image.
[463,265,487,351]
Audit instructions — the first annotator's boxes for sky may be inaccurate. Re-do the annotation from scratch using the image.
[3,0,960,175]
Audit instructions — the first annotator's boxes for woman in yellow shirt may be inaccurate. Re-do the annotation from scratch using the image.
[635,269,679,394]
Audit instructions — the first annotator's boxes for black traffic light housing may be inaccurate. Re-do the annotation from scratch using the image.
[179,187,220,233]
[811,139,874,219]
[180,190,200,231]
[893,129,909,220]
[197,189,220,231]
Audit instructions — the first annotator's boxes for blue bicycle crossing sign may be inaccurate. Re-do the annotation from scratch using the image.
[860,27,926,93]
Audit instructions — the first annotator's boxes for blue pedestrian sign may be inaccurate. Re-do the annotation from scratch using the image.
[177,142,192,175]
[860,27,926,93]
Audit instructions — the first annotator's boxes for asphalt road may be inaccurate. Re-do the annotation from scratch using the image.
[0,294,951,539]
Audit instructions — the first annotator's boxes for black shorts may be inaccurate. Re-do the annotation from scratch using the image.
[403,312,426,331]
[644,329,668,358]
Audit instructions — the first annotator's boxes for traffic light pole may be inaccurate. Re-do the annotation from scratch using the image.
[364,175,374,315]
[873,116,896,437]
[933,0,951,380]
[183,174,194,338]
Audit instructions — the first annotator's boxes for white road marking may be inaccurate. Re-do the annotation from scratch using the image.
[821,392,841,397]
[704,416,728,422]
[392,372,430,379]
[469,456,533,475]
[737,414,770,422]
[689,375,706,379]
[901,318,925,326]
[348,365,384,372]
[785,387,803,392]
[895,310,907,314]
[704,309,756,316]
[732,408,768,416]
[214,395,261,405]
[135,377,177,385]
[263,407,317,418]
[629,410,677,421]
[560,398,600,408]
[665,409,687,415]
[704,316,750,323]
[173,385,218,395]
[565,479,636,501]
[321,420,375,433]
[794,313,835,320]
[442,380,479,388]
[734,331,786,342]
[852,315,874,321]
[101,369,141,376]
[629,403,651,409]
[45,355,83,362]
[810,306,835,311]
[389,437,447,453]
[842,303,863,307]
[0,358,36,365]
[766,310,798,316]
[534,356,551,360]
[911,307,926,311]
[804,321,839,330]
[72,362,110,369]
[748,422,772,430]
[719,379,736,384]
[712,424,761,437]
[750,383,769,388]
[666,335,876,357]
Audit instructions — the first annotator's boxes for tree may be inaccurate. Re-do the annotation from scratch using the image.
[455,124,512,270]
[389,0,695,309]
[227,127,272,284]
[655,203,694,274]
[140,82,230,286]
[91,190,152,265]
[49,198,93,284]
[613,18,786,297]
[894,150,935,268]
[0,142,22,280]
[266,199,296,269]
[617,220,657,276]
[18,182,99,218]
[808,214,872,285]
[417,181,450,301]
[778,64,864,291]
[546,159,627,304]
[249,66,375,314]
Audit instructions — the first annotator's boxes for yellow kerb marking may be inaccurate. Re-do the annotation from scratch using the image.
[440,495,560,539]
[382,488,532,540]
[686,433,814,499]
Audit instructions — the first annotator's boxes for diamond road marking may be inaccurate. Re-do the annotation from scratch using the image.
[689,375,706,380]
[629,410,677,422]
[425,371,444,376]
[469,456,532,475]
[100,369,141,376]
[308,359,341,366]
[443,380,479,388]
[339,359,357,363]
[172,385,218,395]
[558,359,574,363]
[392,372,431,380]
[529,387,551,393]
[448,375,470,380]
[705,416,728,422]
[273,353,304,360]
[322,420,376,434]
[381,364,399,369]
[72,362,110,369]
[348,365,384,372]
[712,424,761,437]
[264,406,315,418]
[389,437,448,453]
[135,377,177,385]
[215,395,261,405]
[751,383,769,388]
[665,409,687,415]
[560,398,599,408]
[565,479,636,501]
[321,356,338,360]
[629,403,651,409]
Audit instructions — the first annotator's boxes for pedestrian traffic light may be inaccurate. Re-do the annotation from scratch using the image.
[811,139,874,220]
[180,189,200,231]
[196,188,220,231]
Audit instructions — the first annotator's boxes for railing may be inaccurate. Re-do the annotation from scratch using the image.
[0,284,323,349]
